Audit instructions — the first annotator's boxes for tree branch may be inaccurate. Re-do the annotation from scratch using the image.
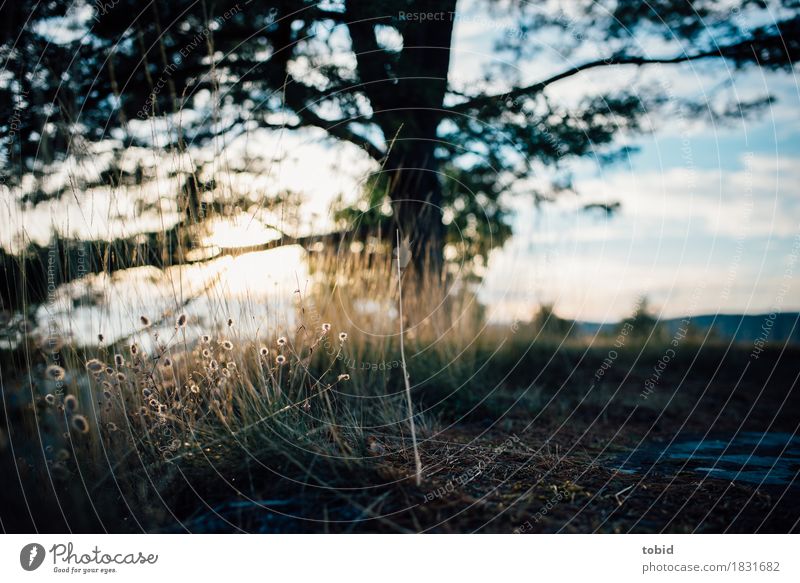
[293,106,385,161]
[448,28,798,114]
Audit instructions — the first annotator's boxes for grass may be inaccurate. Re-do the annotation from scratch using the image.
[1,245,799,533]
[1,245,478,530]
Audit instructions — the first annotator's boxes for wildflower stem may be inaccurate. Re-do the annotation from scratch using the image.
[396,229,422,486]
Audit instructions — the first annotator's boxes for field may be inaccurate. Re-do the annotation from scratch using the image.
[2,251,797,533]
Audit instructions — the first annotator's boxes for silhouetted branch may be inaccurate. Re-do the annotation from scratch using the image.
[449,19,800,114]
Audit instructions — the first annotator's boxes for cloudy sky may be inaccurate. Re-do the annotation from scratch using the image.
[448,4,800,323]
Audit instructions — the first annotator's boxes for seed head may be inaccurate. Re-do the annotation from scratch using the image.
[85,359,105,373]
[64,395,78,411]
[41,335,64,354]
[259,346,269,357]
[337,373,351,381]
[176,313,187,328]
[140,316,151,327]
[46,365,65,381]
[71,415,90,433]
[221,340,233,351]
[321,323,331,333]
[338,332,348,343]
[275,354,287,365]
[114,354,124,367]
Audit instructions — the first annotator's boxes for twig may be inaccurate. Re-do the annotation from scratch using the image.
[615,484,634,506]
[396,229,422,486]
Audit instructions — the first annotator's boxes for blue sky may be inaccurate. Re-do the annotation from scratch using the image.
[480,90,800,322]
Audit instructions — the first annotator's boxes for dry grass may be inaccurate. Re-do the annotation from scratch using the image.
[2,245,798,532]
[0,245,491,530]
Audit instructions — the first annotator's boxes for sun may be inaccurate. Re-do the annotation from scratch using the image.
[202,213,284,249]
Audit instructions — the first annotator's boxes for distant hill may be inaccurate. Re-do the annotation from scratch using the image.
[574,312,800,345]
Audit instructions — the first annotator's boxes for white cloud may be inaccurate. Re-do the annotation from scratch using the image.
[480,154,800,321]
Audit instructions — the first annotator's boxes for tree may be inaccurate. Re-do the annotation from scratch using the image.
[617,297,664,342]
[531,303,575,341]
[2,0,799,281]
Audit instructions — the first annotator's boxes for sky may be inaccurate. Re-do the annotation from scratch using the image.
[447,4,800,323]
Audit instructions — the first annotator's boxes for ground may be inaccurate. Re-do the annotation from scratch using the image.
[2,343,798,533]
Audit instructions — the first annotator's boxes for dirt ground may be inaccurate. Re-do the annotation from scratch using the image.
[2,344,798,533]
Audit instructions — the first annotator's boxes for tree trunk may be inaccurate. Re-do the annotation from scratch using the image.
[377,1,457,275]
[384,137,445,274]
